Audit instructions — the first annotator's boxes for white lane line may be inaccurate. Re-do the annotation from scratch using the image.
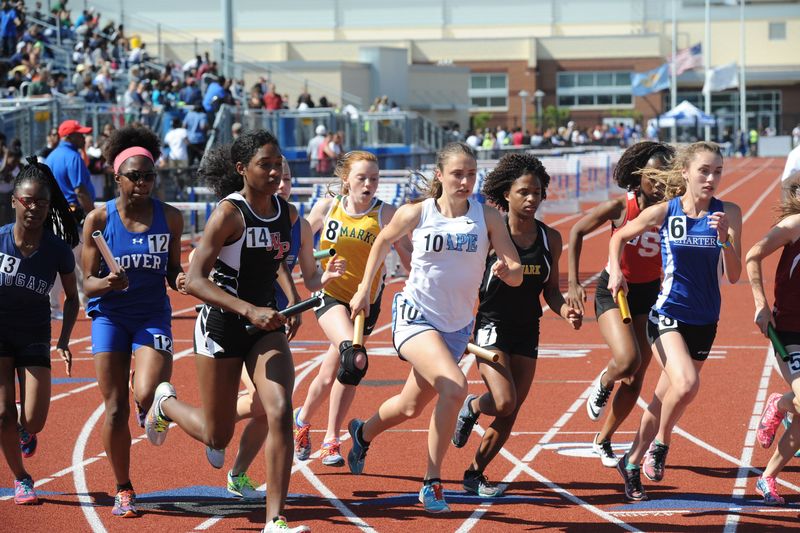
[456,385,640,533]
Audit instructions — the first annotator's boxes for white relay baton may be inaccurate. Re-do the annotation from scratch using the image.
[91,230,122,274]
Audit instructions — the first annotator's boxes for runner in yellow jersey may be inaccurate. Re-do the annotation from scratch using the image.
[293,150,411,466]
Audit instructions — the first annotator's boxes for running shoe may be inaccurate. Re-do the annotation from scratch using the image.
[757,392,786,449]
[292,407,311,461]
[262,516,311,532]
[347,418,369,475]
[18,425,38,458]
[642,441,669,482]
[755,475,785,505]
[145,382,176,446]
[111,488,137,517]
[320,439,345,467]
[463,470,502,497]
[227,470,263,500]
[452,394,479,448]
[419,481,450,513]
[616,454,648,501]
[592,433,618,468]
[586,369,614,421]
[14,477,38,505]
[206,446,225,469]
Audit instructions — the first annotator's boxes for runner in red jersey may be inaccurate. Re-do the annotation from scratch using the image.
[567,141,674,468]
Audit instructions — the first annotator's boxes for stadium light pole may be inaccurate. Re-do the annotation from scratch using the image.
[704,0,712,141]
[534,89,545,131]
[739,0,747,140]
[519,89,529,131]
[222,0,234,79]
[670,0,678,143]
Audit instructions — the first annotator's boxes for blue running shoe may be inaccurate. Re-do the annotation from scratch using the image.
[419,481,450,513]
[347,419,369,475]
[18,425,38,458]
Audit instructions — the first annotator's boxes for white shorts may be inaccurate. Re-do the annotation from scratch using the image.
[391,293,472,362]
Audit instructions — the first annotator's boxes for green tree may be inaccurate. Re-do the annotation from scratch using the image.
[542,105,570,129]
[472,112,493,131]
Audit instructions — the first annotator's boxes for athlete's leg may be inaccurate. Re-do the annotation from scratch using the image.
[325,332,373,444]
[246,332,294,521]
[16,366,52,433]
[94,351,134,486]
[471,351,515,418]
[131,346,172,415]
[0,357,27,480]
[232,368,267,476]
[471,353,537,473]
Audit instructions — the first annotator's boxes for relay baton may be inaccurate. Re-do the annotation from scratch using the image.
[616,290,632,324]
[467,343,500,363]
[245,293,323,335]
[314,248,336,260]
[767,323,791,362]
[91,230,122,274]
[352,311,365,349]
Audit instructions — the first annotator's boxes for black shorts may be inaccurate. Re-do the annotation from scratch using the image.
[0,324,52,369]
[194,305,284,359]
[473,316,540,359]
[646,309,717,362]
[313,287,383,337]
[595,269,660,319]
[775,329,800,348]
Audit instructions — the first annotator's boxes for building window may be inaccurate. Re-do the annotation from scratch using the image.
[556,71,633,109]
[469,73,508,111]
[769,22,786,40]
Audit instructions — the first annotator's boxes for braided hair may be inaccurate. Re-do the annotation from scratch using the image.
[613,141,675,191]
[482,153,551,211]
[14,157,80,247]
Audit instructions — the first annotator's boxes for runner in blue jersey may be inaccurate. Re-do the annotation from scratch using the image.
[218,156,346,500]
[607,142,742,501]
[0,159,80,505]
[145,131,310,532]
[82,127,186,518]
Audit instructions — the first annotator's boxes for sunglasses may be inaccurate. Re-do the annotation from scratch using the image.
[13,194,50,210]
[117,171,157,183]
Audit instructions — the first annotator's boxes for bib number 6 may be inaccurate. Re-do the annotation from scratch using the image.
[668,216,686,241]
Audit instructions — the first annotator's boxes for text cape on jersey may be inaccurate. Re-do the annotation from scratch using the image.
[403,198,490,332]
[609,191,662,284]
[212,193,292,309]
[773,237,800,332]
[87,199,171,319]
[0,224,74,327]
[318,195,384,303]
[655,196,723,325]
[477,220,552,327]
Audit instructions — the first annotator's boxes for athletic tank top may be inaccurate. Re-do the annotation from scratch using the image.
[477,220,552,327]
[319,195,384,303]
[610,191,662,283]
[87,199,171,319]
[773,237,800,332]
[403,197,490,332]
[212,192,292,309]
[274,217,302,310]
[654,196,723,325]
[0,224,74,328]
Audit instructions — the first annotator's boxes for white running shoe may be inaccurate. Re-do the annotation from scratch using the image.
[145,382,176,446]
[206,446,225,469]
[586,369,613,421]
[592,433,618,468]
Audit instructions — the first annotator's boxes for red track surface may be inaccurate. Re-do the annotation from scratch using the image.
[5,157,800,532]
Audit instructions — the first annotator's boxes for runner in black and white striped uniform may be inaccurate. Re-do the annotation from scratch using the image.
[145,130,309,533]
[451,153,581,497]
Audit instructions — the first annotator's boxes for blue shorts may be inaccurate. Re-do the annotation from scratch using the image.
[91,312,174,356]
[391,293,472,362]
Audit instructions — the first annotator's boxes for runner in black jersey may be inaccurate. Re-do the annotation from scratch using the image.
[144,130,309,533]
[451,153,582,497]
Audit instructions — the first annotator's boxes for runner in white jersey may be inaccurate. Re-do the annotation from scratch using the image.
[344,142,523,513]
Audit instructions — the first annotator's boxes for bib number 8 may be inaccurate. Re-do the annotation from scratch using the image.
[324,219,340,243]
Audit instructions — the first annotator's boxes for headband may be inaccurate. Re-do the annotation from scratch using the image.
[113,146,154,173]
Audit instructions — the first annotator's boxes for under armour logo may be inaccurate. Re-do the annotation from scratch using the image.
[132,238,144,244]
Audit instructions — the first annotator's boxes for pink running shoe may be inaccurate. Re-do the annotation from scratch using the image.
[14,478,38,505]
[757,393,786,448]
[755,475,785,505]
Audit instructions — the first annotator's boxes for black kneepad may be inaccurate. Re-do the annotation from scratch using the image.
[337,340,368,385]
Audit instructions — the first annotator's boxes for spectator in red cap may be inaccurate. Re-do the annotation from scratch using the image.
[45,119,95,317]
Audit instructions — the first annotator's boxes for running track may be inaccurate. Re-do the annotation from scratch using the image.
[4,157,799,531]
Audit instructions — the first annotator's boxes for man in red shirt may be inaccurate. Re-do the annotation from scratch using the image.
[264,83,283,111]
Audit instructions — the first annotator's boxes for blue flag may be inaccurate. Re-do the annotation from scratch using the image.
[631,64,670,96]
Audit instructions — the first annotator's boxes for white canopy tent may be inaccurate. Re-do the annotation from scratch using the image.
[653,100,716,128]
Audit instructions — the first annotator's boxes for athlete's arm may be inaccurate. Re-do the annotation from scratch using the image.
[543,227,581,329]
[164,203,186,293]
[296,217,345,292]
[381,203,413,273]
[746,214,800,335]
[82,206,129,297]
[607,201,668,299]
[714,201,743,284]
[57,269,79,376]
[184,200,285,330]
[305,196,333,235]
[484,205,522,287]
[567,197,625,315]
[349,202,423,318]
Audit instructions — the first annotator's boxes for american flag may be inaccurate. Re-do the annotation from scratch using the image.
[669,43,703,75]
